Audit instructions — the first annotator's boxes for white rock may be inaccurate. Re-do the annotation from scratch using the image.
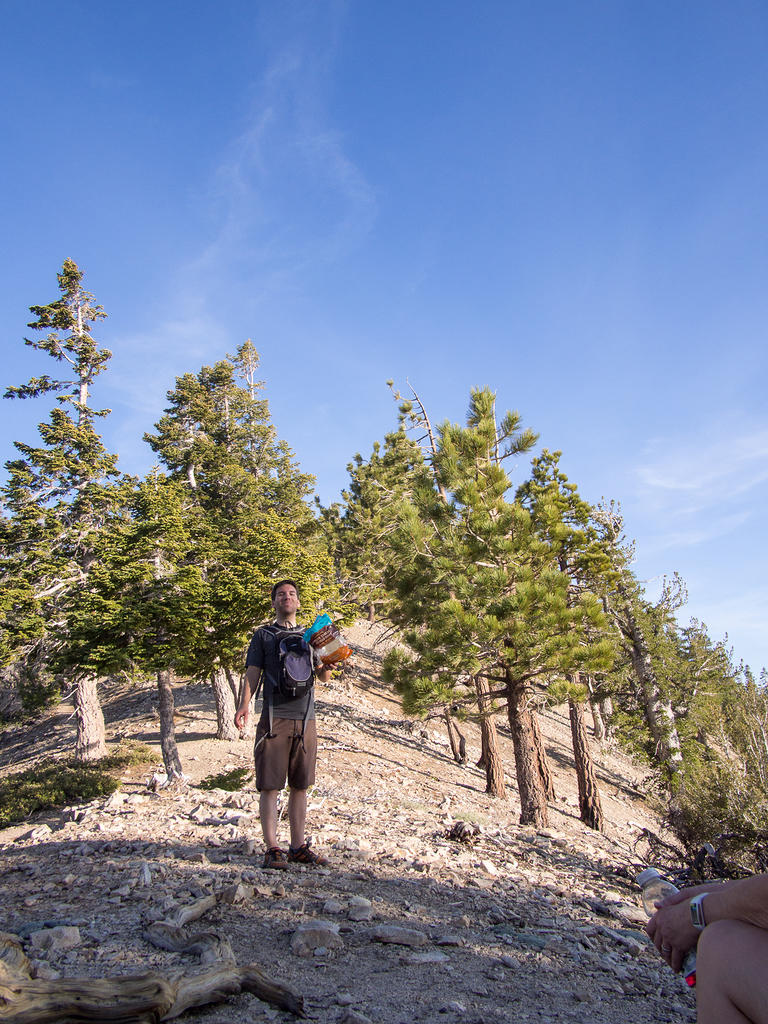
[290,920,343,956]
[222,882,254,904]
[341,1011,372,1024]
[17,824,52,842]
[30,926,81,952]
[409,950,450,964]
[30,961,61,980]
[104,792,127,810]
[348,896,373,921]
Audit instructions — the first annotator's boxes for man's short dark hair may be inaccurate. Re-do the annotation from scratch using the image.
[271,579,300,601]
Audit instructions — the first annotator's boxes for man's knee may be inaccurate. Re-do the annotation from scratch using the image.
[697,920,768,1024]
[697,919,746,968]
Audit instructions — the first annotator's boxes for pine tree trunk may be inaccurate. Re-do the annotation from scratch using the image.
[599,697,615,741]
[367,602,376,623]
[224,665,239,702]
[157,670,184,782]
[568,695,604,832]
[443,709,467,765]
[585,676,606,741]
[530,705,556,801]
[618,594,684,787]
[474,675,505,798]
[211,668,238,740]
[589,698,606,741]
[505,671,548,827]
[75,675,107,761]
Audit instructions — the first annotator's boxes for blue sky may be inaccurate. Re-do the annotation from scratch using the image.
[1,1,766,673]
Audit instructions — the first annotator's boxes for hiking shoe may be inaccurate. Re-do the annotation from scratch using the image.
[287,841,328,866]
[263,846,289,870]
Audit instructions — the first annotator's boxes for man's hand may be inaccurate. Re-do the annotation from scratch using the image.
[646,898,698,973]
[234,705,249,731]
[316,663,334,683]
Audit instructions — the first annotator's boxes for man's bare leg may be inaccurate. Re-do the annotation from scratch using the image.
[287,787,307,849]
[259,790,280,848]
[697,920,768,1024]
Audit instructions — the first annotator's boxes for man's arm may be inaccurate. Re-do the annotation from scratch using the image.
[235,665,261,730]
[316,663,333,683]
[647,873,768,973]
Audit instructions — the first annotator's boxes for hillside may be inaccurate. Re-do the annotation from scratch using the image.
[0,621,696,1024]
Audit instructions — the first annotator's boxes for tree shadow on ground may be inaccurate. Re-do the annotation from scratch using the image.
[0,826,673,1024]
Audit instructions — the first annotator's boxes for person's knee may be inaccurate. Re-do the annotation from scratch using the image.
[697,919,744,969]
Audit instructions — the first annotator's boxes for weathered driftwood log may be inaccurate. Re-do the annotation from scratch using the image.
[163,962,304,1020]
[0,933,31,980]
[164,895,216,929]
[143,922,234,964]
[0,916,304,1022]
[144,893,234,963]
[0,962,304,1022]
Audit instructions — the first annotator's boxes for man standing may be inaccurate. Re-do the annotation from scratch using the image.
[235,579,332,869]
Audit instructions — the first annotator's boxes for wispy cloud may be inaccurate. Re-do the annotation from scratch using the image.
[631,422,768,553]
[640,510,752,554]
[100,8,376,474]
[185,28,378,303]
[638,429,768,499]
[102,308,233,476]
[685,586,768,672]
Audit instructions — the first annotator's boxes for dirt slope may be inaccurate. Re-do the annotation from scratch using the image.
[0,621,696,1024]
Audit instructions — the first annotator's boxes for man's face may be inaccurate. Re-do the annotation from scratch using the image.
[273,584,300,617]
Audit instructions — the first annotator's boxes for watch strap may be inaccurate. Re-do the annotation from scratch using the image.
[689,893,707,931]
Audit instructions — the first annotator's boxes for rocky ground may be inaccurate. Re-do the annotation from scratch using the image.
[0,621,697,1024]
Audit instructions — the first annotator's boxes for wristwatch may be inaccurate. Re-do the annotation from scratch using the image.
[689,893,707,931]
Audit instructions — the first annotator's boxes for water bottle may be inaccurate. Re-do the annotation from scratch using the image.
[636,868,697,986]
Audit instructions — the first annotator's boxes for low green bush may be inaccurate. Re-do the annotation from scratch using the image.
[198,767,251,791]
[666,755,768,875]
[0,741,154,828]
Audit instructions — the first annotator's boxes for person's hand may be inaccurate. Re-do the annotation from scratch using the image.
[646,899,698,973]
[234,706,248,731]
[653,888,689,909]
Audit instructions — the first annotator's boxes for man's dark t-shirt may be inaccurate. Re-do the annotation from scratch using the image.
[245,623,315,721]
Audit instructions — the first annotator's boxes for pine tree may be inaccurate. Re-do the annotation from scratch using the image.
[319,426,426,619]
[517,450,616,830]
[64,471,207,780]
[1,260,122,759]
[143,342,334,736]
[382,388,611,826]
[589,503,687,789]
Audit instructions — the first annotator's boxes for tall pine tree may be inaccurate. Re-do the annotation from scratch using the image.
[518,450,617,830]
[382,388,611,826]
[1,260,122,758]
[143,343,334,736]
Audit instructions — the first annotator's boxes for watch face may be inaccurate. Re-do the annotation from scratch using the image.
[690,895,706,930]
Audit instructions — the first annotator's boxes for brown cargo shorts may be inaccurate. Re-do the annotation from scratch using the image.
[253,717,317,791]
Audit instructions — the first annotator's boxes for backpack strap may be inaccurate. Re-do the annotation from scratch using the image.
[256,624,280,740]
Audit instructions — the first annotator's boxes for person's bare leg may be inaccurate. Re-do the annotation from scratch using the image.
[287,787,307,849]
[259,790,280,848]
[697,920,768,1024]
